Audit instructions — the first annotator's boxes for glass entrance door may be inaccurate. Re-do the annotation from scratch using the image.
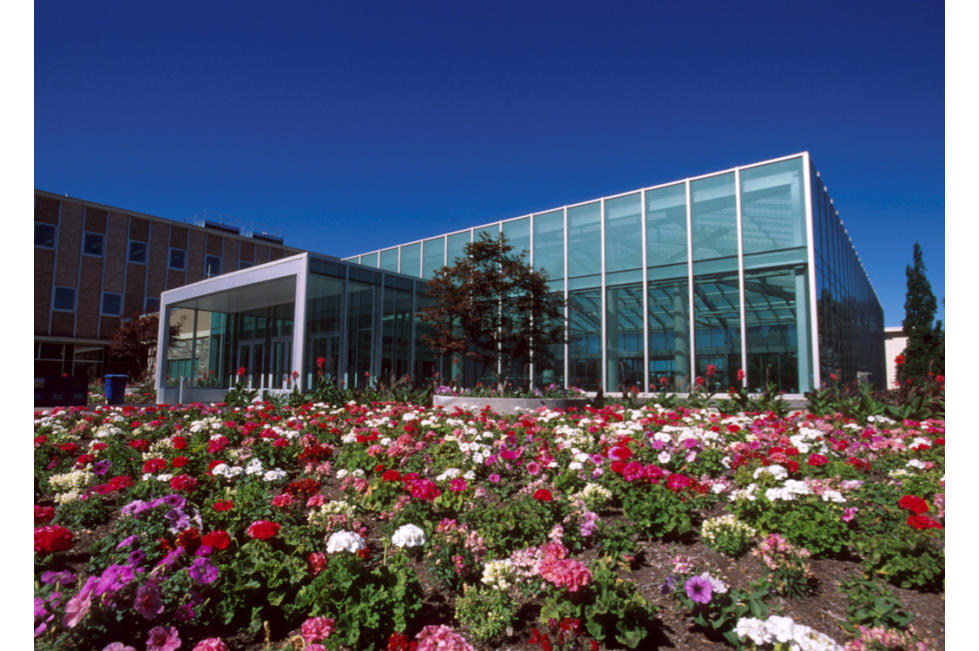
[237,340,265,387]
[310,332,341,385]
[271,336,293,388]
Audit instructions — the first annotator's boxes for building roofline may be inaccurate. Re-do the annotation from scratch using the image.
[34,189,304,253]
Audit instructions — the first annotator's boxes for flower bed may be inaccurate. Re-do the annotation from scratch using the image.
[34,401,944,650]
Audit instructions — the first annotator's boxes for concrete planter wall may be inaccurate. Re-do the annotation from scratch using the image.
[432,394,590,415]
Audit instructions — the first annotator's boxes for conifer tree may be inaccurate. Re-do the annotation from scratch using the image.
[900,243,944,380]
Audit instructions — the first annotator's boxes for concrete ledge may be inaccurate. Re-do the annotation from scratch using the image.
[433,394,590,414]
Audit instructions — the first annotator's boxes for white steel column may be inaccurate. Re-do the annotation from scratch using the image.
[563,207,569,389]
[802,152,821,390]
[735,168,748,388]
[600,199,607,393]
[685,180,696,389]
[641,190,649,393]
[292,255,308,391]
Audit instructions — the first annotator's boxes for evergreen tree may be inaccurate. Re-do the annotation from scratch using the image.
[900,243,944,380]
[420,232,566,390]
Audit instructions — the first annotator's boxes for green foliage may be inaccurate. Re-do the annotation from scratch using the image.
[901,243,944,379]
[733,495,852,558]
[669,573,771,647]
[539,557,659,649]
[291,553,423,650]
[699,514,757,557]
[471,494,561,553]
[840,574,914,632]
[223,379,260,408]
[454,584,517,642]
[853,529,944,591]
[52,494,114,529]
[621,483,698,541]
[420,232,567,390]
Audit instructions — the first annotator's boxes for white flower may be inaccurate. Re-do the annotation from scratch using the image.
[263,468,287,482]
[481,559,515,590]
[821,490,846,503]
[754,464,787,481]
[391,524,426,548]
[906,459,927,470]
[336,469,349,479]
[658,451,672,464]
[326,531,366,554]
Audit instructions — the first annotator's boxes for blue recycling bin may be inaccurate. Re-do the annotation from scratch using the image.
[104,374,129,405]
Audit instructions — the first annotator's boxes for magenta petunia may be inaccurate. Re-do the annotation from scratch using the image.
[684,575,713,604]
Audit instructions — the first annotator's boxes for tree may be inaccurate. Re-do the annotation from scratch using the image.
[108,313,179,383]
[900,243,944,380]
[420,232,566,390]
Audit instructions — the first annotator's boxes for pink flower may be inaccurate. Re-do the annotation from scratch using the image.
[416,625,476,651]
[63,576,97,628]
[146,626,181,651]
[526,461,541,476]
[102,643,136,651]
[301,617,336,644]
[192,639,228,651]
[842,507,857,522]
[449,477,468,492]
[538,558,592,592]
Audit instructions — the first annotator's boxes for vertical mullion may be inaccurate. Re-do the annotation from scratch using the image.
[563,206,569,389]
[600,198,607,393]
[802,153,820,390]
[686,179,695,390]
[735,168,747,388]
[641,190,649,394]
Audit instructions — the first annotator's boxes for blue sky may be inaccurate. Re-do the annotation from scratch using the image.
[34,0,945,326]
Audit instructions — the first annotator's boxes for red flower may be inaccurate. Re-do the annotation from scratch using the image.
[807,454,829,467]
[706,364,717,377]
[907,514,942,530]
[898,495,930,515]
[308,551,327,576]
[128,439,150,452]
[316,356,326,369]
[34,505,55,525]
[247,520,281,540]
[172,456,189,469]
[237,366,247,377]
[895,354,906,366]
[143,458,168,474]
[659,376,669,386]
[202,530,231,550]
[34,525,72,554]
[172,435,188,450]
[176,527,201,552]
[170,474,198,493]
[75,453,96,467]
[213,499,234,512]
[382,469,402,482]
[695,376,704,386]
[736,368,745,381]
[533,489,553,502]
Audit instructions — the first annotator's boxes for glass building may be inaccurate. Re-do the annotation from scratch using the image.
[156,153,884,403]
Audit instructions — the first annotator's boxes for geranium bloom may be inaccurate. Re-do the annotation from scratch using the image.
[212,500,234,512]
[201,530,231,550]
[34,505,55,525]
[143,458,167,474]
[684,574,713,604]
[192,638,229,651]
[533,489,553,502]
[35,525,72,554]
[246,520,281,540]
[408,478,441,501]
[448,477,467,492]
[146,625,181,651]
[326,530,366,554]
[907,514,942,530]
[307,551,327,576]
[391,524,426,548]
[170,474,198,493]
[807,454,829,467]
[301,616,336,644]
[415,625,476,651]
[898,495,930,515]
[538,558,591,592]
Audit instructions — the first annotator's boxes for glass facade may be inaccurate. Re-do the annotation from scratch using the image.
[160,153,885,402]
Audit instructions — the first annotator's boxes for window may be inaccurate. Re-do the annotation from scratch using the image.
[53,287,76,311]
[128,241,147,264]
[144,297,160,313]
[83,232,104,257]
[101,292,122,316]
[169,247,186,270]
[35,223,56,248]
[239,259,253,270]
[205,255,222,278]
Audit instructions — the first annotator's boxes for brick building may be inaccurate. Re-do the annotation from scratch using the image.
[34,190,300,380]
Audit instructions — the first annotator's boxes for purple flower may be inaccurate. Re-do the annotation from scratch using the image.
[41,569,76,585]
[174,603,195,622]
[684,575,713,604]
[120,499,151,518]
[146,625,181,651]
[165,507,191,531]
[103,642,137,651]
[133,583,164,620]
[162,494,186,508]
[116,535,140,550]
[128,550,147,566]
[188,557,219,585]
[94,564,137,598]
[92,460,112,476]
[154,547,185,573]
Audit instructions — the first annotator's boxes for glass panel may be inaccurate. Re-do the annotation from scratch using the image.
[414,294,440,384]
[744,268,805,393]
[604,193,642,273]
[533,210,564,282]
[400,243,421,277]
[446,231,471,266]
[645,183,687,268]
[503,217,531,261]
[346,280,375,389]
[567,288,601,391]
[605,283,644,392]
[474,224,500,245]
[35,223,56,248]
[166,308,195,385]
[693,272,741,389]
[647,278,690,392]
[567,201,601,279]
[381,285,413,379]
[422,236,445,278]
[533,292,565,390]
[84,232,103,256]
[691,172,737,266]
[741,157,806,254]
[361,251,379,268]
[306,273,345,386]
[129,241,147,263]
[379,248,399,272]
